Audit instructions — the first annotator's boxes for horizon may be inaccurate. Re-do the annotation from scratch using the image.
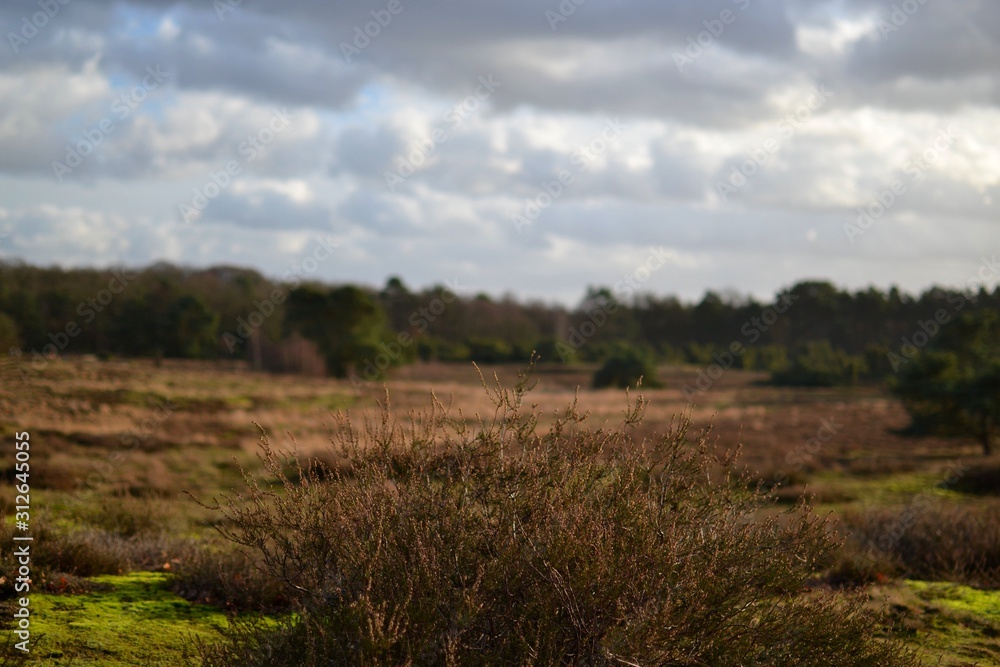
[5,256,998,312]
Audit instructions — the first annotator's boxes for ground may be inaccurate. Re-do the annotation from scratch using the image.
[0,357,997,664]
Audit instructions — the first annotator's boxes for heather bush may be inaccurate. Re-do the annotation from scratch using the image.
[201,365,916,666]
[837,498,1000,589]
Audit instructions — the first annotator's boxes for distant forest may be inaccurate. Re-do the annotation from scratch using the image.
[2,260,998,385]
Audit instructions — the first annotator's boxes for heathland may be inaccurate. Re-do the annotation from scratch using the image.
[1,357,998,664]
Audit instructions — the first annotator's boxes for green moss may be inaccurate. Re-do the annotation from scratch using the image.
[893,580,1000,665]
[274,392,355,412]
[222,395,256,409]
[11,571,228,665]
[808,471,968,514]
[906,580,1000,624]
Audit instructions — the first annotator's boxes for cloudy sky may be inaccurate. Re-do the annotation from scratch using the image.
[1,0,998,305]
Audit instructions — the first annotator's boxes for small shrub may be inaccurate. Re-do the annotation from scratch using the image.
[464,337,513,363]
[824,542,897,589]
[533,337,575,364]
[772,341,867,387]
[200,365,916,666]
[952,460,1000,496]
[742,345,790,373]
[172,547,289,613]
[837,498,1000,588]
[75,493,171,537]
[416,336,471,362]
[592,345,661,389]
[0,518,190,599]
[0,312,20,353]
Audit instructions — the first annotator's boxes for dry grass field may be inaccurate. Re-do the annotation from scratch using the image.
[1,356,998,664]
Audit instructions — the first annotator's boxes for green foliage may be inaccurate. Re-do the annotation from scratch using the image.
[743,345,789,372]
[1,259,997,374]
[593,344,661,389]
[684,342,717,365]
[892,310,1000,455]
[113,297,161,356]
[464,336,513,363]
[533,337,575,364]
[416,336,470,362]
[284,285,397,378]
[165,295,219,358]
[0,290,44,350]
[863,343,895,381]
[0,311,20,351]
[772,341,867,387]
[684,343,788,373]
[201,371,917,666]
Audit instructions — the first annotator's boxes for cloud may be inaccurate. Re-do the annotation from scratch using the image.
[0,0,998,304]
[196,179,336,231]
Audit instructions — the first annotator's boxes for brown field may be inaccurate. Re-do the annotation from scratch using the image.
[1,356,998,665]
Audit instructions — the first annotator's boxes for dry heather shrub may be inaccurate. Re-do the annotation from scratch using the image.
[0,492,196,600]
[172,547,290,613]
[837,498,1000,588]
[0,517,186,598]
[201,366,916,667]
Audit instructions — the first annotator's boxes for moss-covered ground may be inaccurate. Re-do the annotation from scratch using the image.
[6,572,227,665]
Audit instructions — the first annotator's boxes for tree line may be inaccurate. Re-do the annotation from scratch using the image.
[1,260,998,386]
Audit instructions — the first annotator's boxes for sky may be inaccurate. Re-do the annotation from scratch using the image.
[1,0,998,306]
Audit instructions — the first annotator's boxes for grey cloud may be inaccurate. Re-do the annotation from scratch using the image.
[845,0,1000,83]
[199,186,335,231]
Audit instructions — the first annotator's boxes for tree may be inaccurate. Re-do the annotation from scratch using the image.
[284,285,401,378]
[893,310,1000,456]
[165,295,219,358]
[0,311,20,352]
[378,276,418,333]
